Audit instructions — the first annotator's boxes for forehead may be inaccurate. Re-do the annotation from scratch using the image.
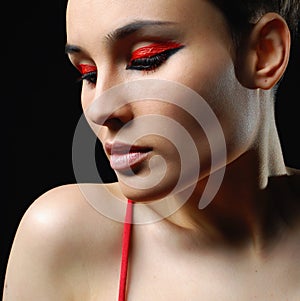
[66,0,228,41]
[66,0,201,21]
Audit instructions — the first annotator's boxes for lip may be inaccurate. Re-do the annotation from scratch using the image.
[105,142,152,171]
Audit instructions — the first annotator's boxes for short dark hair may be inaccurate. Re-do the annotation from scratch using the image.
[210,0,300,44]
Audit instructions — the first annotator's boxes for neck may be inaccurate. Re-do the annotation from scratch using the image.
[161,147,292,252]
[134,104,295,253]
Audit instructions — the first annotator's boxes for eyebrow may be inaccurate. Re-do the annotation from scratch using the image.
[105,20,175,42]
[65,44,81,54]
[65,20,176,54]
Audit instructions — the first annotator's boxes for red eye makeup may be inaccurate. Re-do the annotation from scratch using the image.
[131,41,184,60]
[78,64,97,85]
[79,64,97,74]
[127,41,184,71]
[76,41,184,83]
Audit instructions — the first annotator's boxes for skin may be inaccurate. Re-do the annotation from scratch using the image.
[3,0,300,300]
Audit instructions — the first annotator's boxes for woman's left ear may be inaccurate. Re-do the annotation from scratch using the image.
[236,12,291,90]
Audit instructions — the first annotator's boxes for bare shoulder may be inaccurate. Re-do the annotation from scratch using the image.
[17,183,125,250]
[3,183,125,300]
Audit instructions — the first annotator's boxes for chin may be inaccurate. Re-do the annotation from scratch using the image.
[117,174,179,203]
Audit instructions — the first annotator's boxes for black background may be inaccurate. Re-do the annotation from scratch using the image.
[2,0,300,294]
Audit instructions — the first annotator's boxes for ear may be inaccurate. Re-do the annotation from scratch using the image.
[236,13,291,90]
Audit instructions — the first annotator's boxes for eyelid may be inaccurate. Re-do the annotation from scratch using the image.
[130,41,184,60]
[79,64,97,74]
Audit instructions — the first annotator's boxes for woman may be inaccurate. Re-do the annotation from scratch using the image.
[3,0,300,300]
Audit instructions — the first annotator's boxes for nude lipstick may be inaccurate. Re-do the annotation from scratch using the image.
[105,142,152,171]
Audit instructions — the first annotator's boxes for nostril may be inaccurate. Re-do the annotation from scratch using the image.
[85,96,134,127]
[103,117,126,131]
[101,105,134,127]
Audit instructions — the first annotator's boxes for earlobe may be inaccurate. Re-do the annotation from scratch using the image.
[237,13,291,90]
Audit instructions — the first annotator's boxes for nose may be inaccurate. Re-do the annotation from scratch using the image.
[84,70,134,131]
[101,104,134,131]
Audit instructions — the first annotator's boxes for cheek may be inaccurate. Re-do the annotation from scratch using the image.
[97,127,108,144]
[200,66,260,160]
[175,54,260,163]
[81,86,95,112]
[81,87,106,139]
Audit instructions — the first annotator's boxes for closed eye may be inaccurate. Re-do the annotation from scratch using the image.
[126,42,184,72]
[75,42,184,85]
[80,71,97,85]
[78,64,97,85]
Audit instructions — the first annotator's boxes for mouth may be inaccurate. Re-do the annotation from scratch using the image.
[105,142,152,171]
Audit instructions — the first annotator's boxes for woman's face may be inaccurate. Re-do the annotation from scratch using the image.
[66,0,260,202]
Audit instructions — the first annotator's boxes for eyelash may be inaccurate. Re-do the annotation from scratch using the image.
[126,47,184,71]
[78,45,184,85]
[77,64,97,85]
[79,71,97,85]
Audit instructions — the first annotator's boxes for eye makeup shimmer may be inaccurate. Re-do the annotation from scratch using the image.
[130,41,184,60]
[79,64,97,74]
